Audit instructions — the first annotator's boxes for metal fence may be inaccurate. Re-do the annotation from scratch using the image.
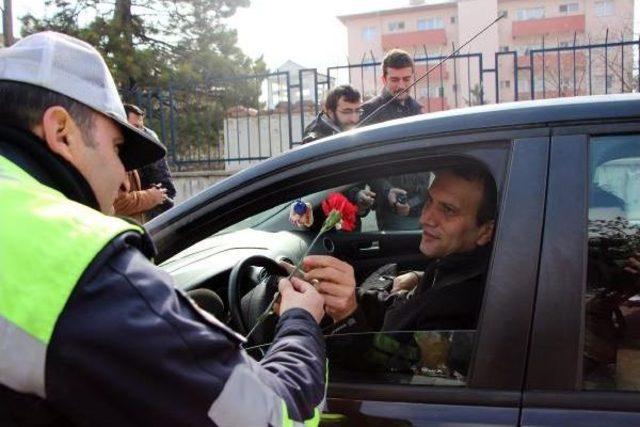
[124,34,639,171]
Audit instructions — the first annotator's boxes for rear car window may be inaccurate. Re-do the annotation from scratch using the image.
[585,135,640,391]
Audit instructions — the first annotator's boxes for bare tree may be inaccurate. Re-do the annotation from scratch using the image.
[1,0,15,46]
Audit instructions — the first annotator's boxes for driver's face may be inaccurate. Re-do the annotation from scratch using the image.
[419,171,494,259]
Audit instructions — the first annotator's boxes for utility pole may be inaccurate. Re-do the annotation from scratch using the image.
[2,0,14,47]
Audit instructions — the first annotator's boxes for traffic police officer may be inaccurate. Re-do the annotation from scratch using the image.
[0,32,326,426]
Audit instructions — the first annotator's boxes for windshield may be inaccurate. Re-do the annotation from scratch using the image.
[214,202,291,235]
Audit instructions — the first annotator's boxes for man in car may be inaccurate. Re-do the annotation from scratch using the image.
[304,165,496,333]
[0,32,326,426]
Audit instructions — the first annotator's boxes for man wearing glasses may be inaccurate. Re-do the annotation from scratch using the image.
[302,84,362,144]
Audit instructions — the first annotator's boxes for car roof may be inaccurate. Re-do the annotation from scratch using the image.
[245,93,640,175]
[149,94,640,231]
[320,93,640,145]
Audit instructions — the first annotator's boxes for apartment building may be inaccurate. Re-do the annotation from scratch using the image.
[339,0,634,110]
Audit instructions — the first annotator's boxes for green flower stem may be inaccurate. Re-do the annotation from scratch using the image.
[244,209,341,342]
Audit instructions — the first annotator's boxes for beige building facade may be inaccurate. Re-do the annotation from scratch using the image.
[339,0,634,110]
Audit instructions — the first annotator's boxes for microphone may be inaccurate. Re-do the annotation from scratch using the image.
[188,288,225,320]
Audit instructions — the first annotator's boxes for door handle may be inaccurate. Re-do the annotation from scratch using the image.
[359,241,380,253]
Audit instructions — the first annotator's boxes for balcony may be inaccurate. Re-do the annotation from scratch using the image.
[381,29,447,50]
[512,15,585,38]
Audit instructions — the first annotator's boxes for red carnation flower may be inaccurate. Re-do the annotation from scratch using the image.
[321,192,358,232]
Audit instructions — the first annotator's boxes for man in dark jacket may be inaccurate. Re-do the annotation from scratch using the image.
[302,85,375,221]
[0,32,326,426]
[358,49,427,230]
[359,48,423,126]
[303,165,496,334]
[302,84,362,144]
[124,103,177,219]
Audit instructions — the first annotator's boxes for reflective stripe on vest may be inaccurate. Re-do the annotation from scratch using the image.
[0,155,141,397]
[207,353,324,427]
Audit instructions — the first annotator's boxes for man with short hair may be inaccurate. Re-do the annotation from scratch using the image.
[302,84,362,143]
[360,49,423,125]
[359,49,427,230]
[0,32,325,426]
[304,165,496,333]
[123,103,177,220]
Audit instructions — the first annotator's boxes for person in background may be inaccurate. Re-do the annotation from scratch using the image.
[302,84,362,143]
[359,49,427,230]
[124,103,177,219]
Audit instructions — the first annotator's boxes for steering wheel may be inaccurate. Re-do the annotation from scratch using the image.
[228,255,288,342]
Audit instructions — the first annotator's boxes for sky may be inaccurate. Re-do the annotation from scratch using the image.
[10,0,640,71]
[226,0,402,70]
[11,0,400,70]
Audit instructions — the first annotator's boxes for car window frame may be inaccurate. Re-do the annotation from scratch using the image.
[182,129,552,399]
[524,122,640,417]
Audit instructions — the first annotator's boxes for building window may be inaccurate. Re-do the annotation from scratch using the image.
[388,21,405,32]
[516,7,545,21]
[417,17,444,30]
[450,16,456,24]
[559,3,579,14]
[500,80,511,89]
[595,0,615,17]
[362,26,377,42]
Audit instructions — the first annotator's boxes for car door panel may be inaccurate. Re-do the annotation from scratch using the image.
[523,128,640,423]
[322,135,549,425]
[325,398,519,426]
[521,409,640,427]
[323,231,424,282]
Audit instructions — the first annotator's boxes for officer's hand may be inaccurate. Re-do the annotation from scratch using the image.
[304,255,357,323]
[278,277,324,324]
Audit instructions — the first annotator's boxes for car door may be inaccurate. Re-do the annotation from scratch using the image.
[522,126,640,425]
[320,132,549,426]
[148,121,548,426]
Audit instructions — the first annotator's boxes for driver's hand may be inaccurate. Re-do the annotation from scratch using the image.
[277,277,324,324]
[303,255,357,323]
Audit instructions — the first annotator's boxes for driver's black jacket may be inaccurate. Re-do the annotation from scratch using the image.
[0,126,326,426]
[327,245,491,335]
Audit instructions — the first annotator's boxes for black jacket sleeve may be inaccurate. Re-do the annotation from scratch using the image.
[46,232,325,426]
